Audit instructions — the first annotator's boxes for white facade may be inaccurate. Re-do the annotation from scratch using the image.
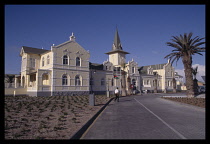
[16,29,176,96]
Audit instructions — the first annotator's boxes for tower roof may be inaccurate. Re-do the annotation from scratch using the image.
[113,27,122,50]
[105,28,129,55]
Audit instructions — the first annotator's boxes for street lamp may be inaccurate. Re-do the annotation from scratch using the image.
[138,67,143,95]
[89,69,96,106]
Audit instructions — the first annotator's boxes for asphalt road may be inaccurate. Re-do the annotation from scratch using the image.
[81,93,205,139]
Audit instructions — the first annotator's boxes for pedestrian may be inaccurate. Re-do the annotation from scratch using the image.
[114,87,119,102]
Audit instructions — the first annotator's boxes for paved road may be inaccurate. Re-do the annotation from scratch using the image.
[81,94,205,139]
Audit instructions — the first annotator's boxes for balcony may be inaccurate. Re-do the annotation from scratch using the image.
[26,67,37,75]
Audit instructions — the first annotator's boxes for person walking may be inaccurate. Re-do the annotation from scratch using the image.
[114,87,119,102]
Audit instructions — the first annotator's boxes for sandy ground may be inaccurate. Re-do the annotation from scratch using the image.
[5,95,113,139]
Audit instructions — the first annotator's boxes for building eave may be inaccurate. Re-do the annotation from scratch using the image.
[105,50,130,55]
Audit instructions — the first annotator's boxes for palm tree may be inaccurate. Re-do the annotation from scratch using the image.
[192,66,199,95]
[164,33,205,97]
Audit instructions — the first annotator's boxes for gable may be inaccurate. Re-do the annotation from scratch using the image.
[52,40,90,63]
[20,46,50,56]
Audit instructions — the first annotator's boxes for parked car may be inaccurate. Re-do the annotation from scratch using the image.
[198,86,205,93]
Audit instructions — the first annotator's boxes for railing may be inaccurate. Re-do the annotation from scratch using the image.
[27,87,37,90]
[5,83,22,88]
[42,86,50,91]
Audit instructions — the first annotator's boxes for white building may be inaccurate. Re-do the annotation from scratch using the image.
[12,28,176,96]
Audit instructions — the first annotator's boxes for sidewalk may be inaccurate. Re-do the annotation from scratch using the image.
[80,94,205,139]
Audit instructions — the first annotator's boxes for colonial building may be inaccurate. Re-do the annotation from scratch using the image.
[14,28,176,96]
[139,61,176,93]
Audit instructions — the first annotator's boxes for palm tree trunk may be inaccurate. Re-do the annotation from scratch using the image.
[182,55,195,97]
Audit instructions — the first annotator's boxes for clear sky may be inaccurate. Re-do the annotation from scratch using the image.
[5,5,205,82]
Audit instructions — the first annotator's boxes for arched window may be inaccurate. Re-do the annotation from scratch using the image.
[42,57,45,67]
[168,81,171,87]
[101,78,105,86]
[132,67,135,73]
[63,55,68,65]
[75,75,81,86]
[76,57,80,66]
[132,79,136,85]
[147,80,150,85]
[42,73,49,85]
[47,55,50,65]
[62,75,68,85]
[153,80,155,86]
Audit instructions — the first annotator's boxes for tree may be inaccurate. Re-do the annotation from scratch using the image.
[192,66,199,95]
[164,33,205,97]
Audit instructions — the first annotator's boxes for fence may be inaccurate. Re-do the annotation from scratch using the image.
[5,84,27,96]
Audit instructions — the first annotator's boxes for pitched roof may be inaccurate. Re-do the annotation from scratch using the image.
[21,46,50,55]
[105,28,129,55]
[139,63,167,72]
[89,62,104,70]
[113,27,122,51]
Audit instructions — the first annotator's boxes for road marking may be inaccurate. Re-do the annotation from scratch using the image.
[134,98,187,139]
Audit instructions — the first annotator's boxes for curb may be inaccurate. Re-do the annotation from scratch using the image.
[70,98,114,139]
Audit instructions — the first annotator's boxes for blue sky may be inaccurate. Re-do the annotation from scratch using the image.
[5,5,205,81]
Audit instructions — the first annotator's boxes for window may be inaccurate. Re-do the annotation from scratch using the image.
[75,75,81,86]
[47,55,50,65]
[101,78,105,86]
[111,78,114,86]
[30,58,35,68]
[168,81,171,87]
[42,74,49,85]
[132,67,135,73]
[42,57,45,67]
[147,80,150,85]
[153,80,155,86]
[63,55,68,65]
[76,57,80,66]
[132,79,136,85]
[62,75,68,85]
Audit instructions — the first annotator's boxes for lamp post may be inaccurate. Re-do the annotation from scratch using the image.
[89,69,96,106]
[138,67,142,95]
[106,80,110,98]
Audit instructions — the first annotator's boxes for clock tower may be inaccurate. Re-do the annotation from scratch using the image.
[105,28,129,66]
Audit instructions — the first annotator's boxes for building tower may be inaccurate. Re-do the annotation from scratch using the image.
[105,28,129,66]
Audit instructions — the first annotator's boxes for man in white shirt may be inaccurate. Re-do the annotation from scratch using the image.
[114,87,119,102]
